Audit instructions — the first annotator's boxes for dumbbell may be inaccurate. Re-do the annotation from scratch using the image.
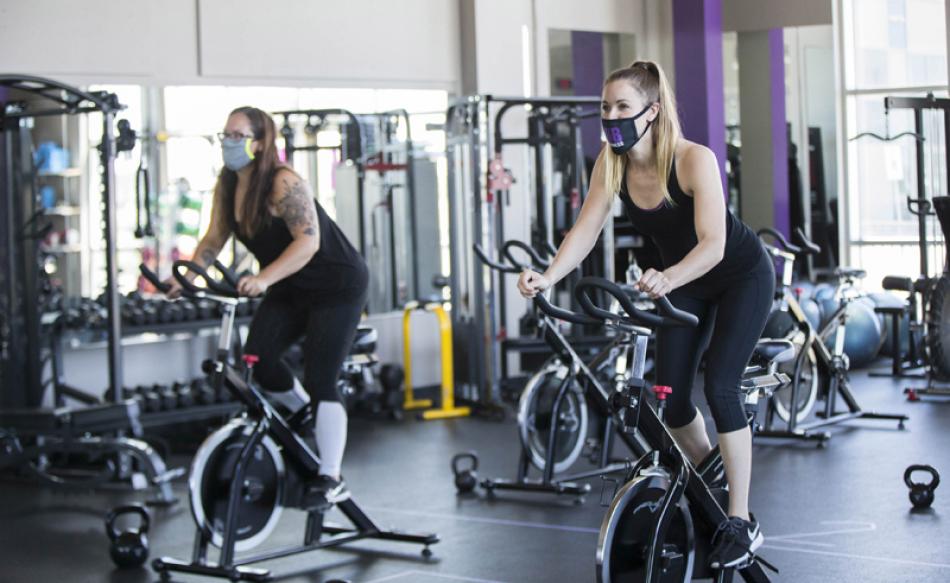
[137,385,162,413]
[194,299,216,321]
[121,387,146,410]
[156,302,183,323]
[153,384,179,410]
[172,381,195,408]
[179,300,199,321]
[190,378,216,405]
[139,301,159,324]
[121,301,147,326]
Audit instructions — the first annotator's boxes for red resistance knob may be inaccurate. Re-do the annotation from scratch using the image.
[652,385,673,401]
[242,354,260,367]
[793,287,804,299]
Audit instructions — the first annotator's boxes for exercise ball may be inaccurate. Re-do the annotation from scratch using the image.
[823,299,886,368]
[817,297,839,329]
[791,281,816,302]
[813,283,836,302]
[799,298,822,331]
[869,292,910,357]
[814,284,838,328]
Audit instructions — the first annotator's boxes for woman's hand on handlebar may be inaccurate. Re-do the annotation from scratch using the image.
[634,268,673,299]
[517,269,551,298]
[237,274,269,297]
[163,277,184,299]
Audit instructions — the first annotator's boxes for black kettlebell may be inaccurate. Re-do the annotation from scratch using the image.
[452,451,479,494]
[904,464,940,509]
[105,504,150,568]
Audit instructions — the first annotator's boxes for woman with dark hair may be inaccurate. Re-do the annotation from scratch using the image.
[166,106,368,506]
[518,61,774,569]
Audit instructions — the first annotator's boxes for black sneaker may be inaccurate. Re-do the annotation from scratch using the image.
[709,515,764,570]
[303,475,351,510]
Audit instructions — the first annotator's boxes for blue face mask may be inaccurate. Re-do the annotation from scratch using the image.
[601,103,655,155]
[222,137,255,171]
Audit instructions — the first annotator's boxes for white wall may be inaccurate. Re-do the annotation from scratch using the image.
[200,0,460,89]
[0,0,460,90]
[723,0,832,32]
[0,0,198,86]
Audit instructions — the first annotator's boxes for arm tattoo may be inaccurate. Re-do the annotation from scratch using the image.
[276,177,318,236]
[199,247,217,267]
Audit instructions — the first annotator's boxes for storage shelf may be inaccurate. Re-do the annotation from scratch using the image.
[61,316,254,350]
[44,205,80,216]
[45,244,83,253]
[37,167,82,178]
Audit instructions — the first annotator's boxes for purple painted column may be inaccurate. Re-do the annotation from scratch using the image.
[571,30,604,162]
[768,29,790,236]
[672,0,727,196]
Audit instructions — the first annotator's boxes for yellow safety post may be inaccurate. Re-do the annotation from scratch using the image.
[402,301,470,420]
[402,301,432,410]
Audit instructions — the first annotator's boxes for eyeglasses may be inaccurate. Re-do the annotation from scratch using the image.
[217,132,255,141]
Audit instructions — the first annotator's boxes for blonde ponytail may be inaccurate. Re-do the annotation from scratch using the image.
[601,61,682,205]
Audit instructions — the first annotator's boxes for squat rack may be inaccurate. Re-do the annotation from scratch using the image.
[0,75,127,406]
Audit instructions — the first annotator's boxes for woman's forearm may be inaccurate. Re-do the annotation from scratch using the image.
[189,237,225,280]
[543,227,600,285]
[258,238,317,286]
[663,239,724,289]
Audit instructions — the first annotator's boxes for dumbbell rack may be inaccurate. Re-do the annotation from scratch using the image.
[52,313,254,429]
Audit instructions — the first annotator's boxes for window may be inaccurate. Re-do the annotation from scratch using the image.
[841,0,948,289]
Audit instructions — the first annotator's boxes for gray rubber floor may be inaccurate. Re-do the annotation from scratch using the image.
[1,365,948,582]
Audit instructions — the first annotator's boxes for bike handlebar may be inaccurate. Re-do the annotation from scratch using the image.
[172,260,240,297]
[757,228,802,254]
[793,227,821,255]
[473,244,520,274]
[574,277,698,329]
[502,240,549,271]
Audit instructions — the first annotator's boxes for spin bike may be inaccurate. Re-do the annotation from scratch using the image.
[140,261,438,582]
[474,241,649,498]
[756,229,908,444]
[559,277,788,583]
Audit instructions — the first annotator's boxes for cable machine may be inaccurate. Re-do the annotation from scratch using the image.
[445,95,604,414]
[275,109,438,312]
[860,94,950,397]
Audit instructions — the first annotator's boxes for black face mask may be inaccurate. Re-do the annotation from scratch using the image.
[602,103,655,155]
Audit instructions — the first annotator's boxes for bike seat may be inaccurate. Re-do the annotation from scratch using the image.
[752,339,795,365]
[350,326,378,355]
[836,267,867,280]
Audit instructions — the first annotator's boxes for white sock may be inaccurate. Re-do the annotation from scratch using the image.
[269,376,310,414]
[315,401,347,479]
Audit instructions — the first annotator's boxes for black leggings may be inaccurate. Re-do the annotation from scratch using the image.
[243,288,367,402]
[655,253,774,433]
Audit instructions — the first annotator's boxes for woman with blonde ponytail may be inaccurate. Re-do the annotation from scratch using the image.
[518,60,774,569]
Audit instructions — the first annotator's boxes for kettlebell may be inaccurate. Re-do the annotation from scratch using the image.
[904,464,940,509]
[452,451,479,494]
[105,504,150,568]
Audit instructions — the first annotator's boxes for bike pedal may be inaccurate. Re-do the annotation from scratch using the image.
[599,476,620,507]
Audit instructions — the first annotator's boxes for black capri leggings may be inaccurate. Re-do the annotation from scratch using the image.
[655,252,775,434]
[243,287,367,402]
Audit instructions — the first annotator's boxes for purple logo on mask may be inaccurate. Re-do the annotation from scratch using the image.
[607,127,624,145]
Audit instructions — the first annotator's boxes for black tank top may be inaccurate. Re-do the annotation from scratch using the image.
[619,158,764,296]
[228,188,368,301]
